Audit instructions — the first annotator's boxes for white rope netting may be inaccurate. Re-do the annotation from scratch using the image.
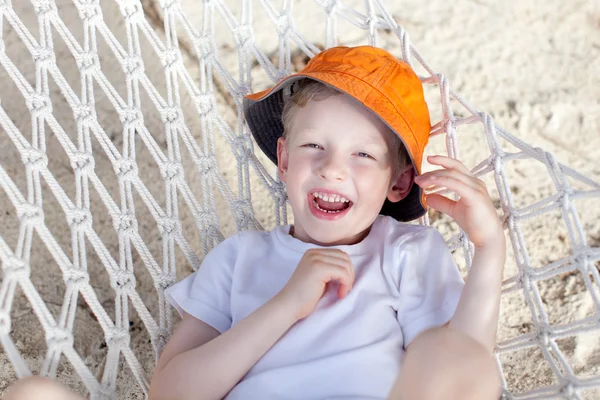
[0,0,598,399]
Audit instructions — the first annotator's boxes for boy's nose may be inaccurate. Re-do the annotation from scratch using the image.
[317,154,347,181]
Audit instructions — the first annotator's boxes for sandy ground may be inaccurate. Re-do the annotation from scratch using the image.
[0,0,599,398]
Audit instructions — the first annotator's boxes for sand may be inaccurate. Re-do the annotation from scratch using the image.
[0,0,598,398]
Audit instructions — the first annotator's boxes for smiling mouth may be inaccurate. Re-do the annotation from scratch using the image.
[311,191,353,214]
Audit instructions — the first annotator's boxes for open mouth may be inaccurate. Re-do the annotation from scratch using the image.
[310,191,353,214]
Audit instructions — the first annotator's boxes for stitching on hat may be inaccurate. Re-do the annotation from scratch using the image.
[370,60,395,90]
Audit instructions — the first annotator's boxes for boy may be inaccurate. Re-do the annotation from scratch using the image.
[151,46,505,399]
[6,46,504,400]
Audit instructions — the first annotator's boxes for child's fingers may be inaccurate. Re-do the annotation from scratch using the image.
[310,248,351,263]
[329,264,353,298]
[313,249,354,281]
[416,175,483,205]
[338,281,352,298]
[424,193,456,217]
[427,155,473,176]
[417,169,483,192]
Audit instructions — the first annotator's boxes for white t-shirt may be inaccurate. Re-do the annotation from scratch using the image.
[165,215,464,400]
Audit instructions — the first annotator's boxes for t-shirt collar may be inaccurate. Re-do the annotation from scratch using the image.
[273,215,386,256]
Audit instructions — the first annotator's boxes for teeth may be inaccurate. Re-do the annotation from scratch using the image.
[311,192,350,203]
[314,199,344,213]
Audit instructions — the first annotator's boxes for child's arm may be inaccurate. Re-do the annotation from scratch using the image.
[149,248,354,400]
[149,296,297,400]
[448,236,504,352]
[413,155,506,353]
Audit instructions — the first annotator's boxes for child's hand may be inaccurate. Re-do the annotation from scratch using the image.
[414,155,503,249]
[276,248,355,321]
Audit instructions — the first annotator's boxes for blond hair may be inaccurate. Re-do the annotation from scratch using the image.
[281,79,410,178]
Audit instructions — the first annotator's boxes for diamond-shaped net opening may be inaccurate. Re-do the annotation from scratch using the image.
[0,0,598,399]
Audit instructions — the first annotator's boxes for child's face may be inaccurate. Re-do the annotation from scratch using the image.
[277,94,405,246]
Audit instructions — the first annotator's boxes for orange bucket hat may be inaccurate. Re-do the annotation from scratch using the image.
[243,45,431,222]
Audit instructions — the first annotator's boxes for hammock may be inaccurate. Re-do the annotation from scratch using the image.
[0,0,598,398]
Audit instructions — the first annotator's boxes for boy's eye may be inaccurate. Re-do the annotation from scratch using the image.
[357,152,374,159]
[304,143,322,149]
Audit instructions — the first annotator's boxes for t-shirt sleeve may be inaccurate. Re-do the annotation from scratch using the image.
[395,227,464,347]
[164,235,239,333]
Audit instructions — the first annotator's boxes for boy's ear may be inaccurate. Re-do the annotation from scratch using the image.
[276,137,289,182]
[387,164,415,203]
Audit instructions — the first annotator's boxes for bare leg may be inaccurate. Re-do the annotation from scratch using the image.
[388,327,502,400]
[4,376,85,400]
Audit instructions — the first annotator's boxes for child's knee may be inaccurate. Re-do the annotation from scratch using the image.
[5,376,83,400]
[389,327,502,400]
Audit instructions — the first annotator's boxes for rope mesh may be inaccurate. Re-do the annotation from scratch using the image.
[0,0,598,398]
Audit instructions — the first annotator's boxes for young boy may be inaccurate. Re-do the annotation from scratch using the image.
[6,46,505,400]
[150,46,505,399]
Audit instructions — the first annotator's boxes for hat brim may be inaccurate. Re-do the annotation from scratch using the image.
[243,75,427,222]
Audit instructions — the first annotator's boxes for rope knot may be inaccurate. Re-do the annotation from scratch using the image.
[113,211,138,235]
[96,382,115,399]
[71,151,95,173]
[489,152,503,174]
[536,325,551,349]
[111,270,136,292]
[77,52,100,75]
[159,0,178,12]
[68,207,93,231]
[77,2,101,24]
[157,274,176,291]
[106,328,130,348]
[232,199,254,228]
[120,2,143,23]
[46,327,74,350]
[3,257,30,281]
[26,94,52,118]
[160,161,183,181]
[114,158,138,181]
[73,104,96,126]
[22,148,48,171]
[233,24,254,50]
[161,107,181,125]
[275,14,292,37]
[560,382,576,397]
[32,47,55,68]
[204,223,221,240]
[234,84,251,99]
[198,212,215,228]
[196,37,214,63]
[559,187,574,209]
[325,0,339,15]
[162,48,181,69]
[64,267,90,287]
[158,217,180,239]
[120,107,143,126]
[33,0,54,15]
[123,56,144,76]
[194,154,217,175]
[273,181,287,204]
[193,93,214,117]
[516,272,532,291]
[233,135,253,164]
[18,203,44,226]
